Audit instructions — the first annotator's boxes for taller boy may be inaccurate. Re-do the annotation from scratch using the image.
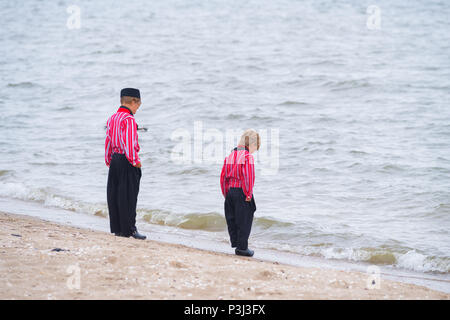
[105,88,146,240]
[220,129,260,257]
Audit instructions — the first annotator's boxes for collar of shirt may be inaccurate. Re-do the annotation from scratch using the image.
[117,106,139,130]
[234,145,249,152]
[118,106,134,115]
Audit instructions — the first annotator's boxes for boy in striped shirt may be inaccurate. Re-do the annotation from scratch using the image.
[220,129,260,257]
[105,88,146,240]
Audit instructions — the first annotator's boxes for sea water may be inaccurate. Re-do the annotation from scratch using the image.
[0,0,449,287]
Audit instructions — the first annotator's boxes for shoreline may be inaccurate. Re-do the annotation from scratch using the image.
[0,211,449,299]
[1,196,449,294]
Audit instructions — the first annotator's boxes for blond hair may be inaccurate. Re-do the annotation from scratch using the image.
[239,129,261,150]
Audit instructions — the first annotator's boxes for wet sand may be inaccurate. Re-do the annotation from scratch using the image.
[0,211,448,300]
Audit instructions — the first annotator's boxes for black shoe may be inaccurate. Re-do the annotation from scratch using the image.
[235,248,254,257]
[131,230,146,240]
[114,232,123,237]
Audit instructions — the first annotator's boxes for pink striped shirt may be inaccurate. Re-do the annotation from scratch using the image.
[105,107,141,167]
[220,145,255,201]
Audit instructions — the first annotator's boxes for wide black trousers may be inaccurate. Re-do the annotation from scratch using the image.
[224,187,256,250]
[107,153,141,236]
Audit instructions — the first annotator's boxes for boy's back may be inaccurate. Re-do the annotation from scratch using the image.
[220,146,255,202]
[220,129,260,257]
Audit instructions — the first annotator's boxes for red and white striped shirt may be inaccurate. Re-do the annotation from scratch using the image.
[105,106,141,167]
[220,146,255,201]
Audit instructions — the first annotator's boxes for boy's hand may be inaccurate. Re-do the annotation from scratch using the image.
[245,196,251,202]
[135,162,142,168]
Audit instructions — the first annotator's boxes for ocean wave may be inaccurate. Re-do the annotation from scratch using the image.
[433,203,450,215]
[288,245,450,273]
[254,217,294,229]
[0,182,107,217]
[277,100,308,106]
[320,79,372,91]
[141,209,294,232]
[0,181,448,273]
[249,115,279,121]
[380,163,406,172]
[167,167,209,176]
[141,210,226,231]
[0,170,13,178]
[226,113,244,120]
[0,181,293,233]
[6,82,38,88]
[224,113,278,121]
[349,150,369,156]
[396,250,450,273]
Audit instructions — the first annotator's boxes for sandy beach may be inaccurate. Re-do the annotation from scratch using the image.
[0,211,448,300]
[0,213,450,299]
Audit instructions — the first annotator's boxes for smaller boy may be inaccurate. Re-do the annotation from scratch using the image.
[220,129,260,257]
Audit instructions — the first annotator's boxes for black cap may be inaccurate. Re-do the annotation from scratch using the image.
[120,88,140,99]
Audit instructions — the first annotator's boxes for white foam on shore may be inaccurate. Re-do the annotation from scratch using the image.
[396,250,449,273]
[0,182,108,217]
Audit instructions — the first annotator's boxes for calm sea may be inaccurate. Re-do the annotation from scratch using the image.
[1,0,449,281]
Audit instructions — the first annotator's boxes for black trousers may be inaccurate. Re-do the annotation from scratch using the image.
[224,187,256,250]
[107,153,141,236]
